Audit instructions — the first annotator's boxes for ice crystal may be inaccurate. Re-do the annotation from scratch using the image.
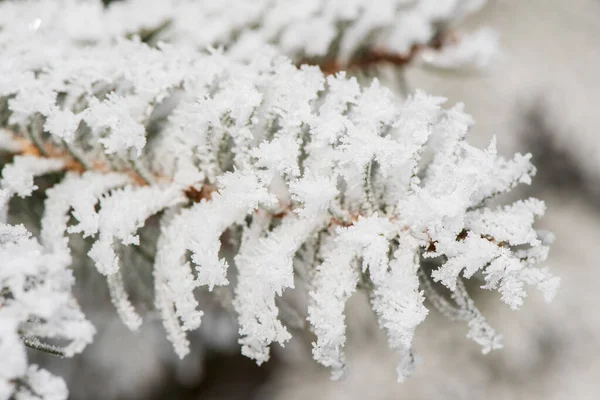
[0,1,556,397]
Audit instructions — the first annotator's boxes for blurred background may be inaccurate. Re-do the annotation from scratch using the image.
[31,0,600,398]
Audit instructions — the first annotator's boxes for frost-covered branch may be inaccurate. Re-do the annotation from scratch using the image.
[0,1,557,398]
[0,0,498,73]
[0,205,94,400]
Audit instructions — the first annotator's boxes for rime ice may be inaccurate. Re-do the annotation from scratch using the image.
[0,0,556,398]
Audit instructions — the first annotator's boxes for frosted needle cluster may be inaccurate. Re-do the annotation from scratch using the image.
[0,1,557,399]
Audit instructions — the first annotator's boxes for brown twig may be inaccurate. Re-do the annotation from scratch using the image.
[301,29,457,75]
[4,131,506,253]
[426,229,508,253]
[5,132,205,199]
[184,184,216,202]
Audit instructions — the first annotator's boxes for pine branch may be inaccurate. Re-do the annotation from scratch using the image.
[0,1,555,395]
[2,130,519,252]
[304,30,454,75]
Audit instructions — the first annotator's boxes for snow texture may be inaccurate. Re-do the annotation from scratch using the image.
[0,0,556,397]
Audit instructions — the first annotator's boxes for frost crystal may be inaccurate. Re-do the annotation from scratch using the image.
[0,0,556,396]
[0,193,94,400]
[0,0,496,72]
